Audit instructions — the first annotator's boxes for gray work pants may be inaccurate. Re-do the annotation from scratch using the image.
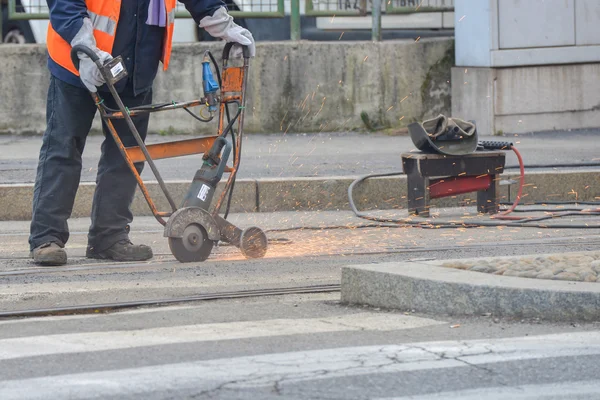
[29,76,152,252]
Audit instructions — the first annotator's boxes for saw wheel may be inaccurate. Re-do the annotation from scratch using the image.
[168,223,214,263]
[239,227,268,259]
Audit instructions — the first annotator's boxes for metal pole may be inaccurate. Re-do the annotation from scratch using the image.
[290,0,301,40]
[371,0,382,41]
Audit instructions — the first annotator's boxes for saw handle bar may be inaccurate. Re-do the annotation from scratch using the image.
[70,44,100,71]
[222,43,251,60]
[207,136,232,183]
[71,43,250,69]
[69,45,219,122]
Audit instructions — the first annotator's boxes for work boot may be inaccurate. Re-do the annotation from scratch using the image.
[86,240,153,262]
[31,242,67,266]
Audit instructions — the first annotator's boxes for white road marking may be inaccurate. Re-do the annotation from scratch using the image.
[378,379,600,400]
[1,331,599,400]
[0,312,444,361]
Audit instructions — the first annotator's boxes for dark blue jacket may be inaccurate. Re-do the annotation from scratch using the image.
[47,0,224,95]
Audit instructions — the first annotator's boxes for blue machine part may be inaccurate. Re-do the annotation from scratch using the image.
[202,61,220,112]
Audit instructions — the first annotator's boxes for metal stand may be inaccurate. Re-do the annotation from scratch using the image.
[401,151,506,217]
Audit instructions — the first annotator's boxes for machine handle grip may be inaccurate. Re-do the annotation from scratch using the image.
[222,43,250,60]
[479,141,513,150]
[215,139,232,180]
[205,137,232,182]
[70,44,100,72]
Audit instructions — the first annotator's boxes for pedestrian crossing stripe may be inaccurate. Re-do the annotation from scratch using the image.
[0,312,445,361]
[0,331,599,400]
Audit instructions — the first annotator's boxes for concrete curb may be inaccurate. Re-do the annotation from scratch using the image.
[0,169,598,221]
[341,256,600,321]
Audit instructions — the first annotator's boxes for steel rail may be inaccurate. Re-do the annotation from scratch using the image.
[0,284,341,319]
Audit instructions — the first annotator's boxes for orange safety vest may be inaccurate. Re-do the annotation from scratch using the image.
[47,0,177,76]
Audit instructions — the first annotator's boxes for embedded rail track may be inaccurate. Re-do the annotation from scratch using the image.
[0,284,342,319]
[2,234,600,319]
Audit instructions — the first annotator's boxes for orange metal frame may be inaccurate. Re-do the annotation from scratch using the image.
[93,56,248,226]
[126,136,217,164]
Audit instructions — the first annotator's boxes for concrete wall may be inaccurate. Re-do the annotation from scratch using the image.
[0,39,453,135]
[452,63,600,135]
[452,0,600,134]
[455,0,600,68]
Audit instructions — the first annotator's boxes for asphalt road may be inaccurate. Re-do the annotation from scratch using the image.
[2,208,600,310]
[2,209,600,398]
[1,129,600,184]
[1,293,600,399]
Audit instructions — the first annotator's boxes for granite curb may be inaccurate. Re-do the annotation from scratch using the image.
[0,169,598,221]
[341,251,600,321]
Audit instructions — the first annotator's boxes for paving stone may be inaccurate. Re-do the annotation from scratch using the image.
[517,270,539,279]
[536,271,556,280]
[511,264,536,272]
[469,264,496,274]
[554,272,580,281]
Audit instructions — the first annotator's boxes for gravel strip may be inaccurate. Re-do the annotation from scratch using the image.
[443,251,600,282]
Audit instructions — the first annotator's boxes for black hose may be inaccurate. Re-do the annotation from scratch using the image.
[501,201,600,206]
[217,101,241,143]
[207,51,232,125]
[183,106,213,123]
[347,172,600,229]
[207,50,239,220]
[224,103,242,220]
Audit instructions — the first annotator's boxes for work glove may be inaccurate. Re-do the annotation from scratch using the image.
[199,7,256,58]
[70,18,113,92]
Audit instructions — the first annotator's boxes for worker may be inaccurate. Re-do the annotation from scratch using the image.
[29,0,255,266]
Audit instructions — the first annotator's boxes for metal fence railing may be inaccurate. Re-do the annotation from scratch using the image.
[305,0,453,16]
[386,0,454,14]
[4,0,284,20]
[6,0,47,20]
[306,0,368,16]
[2,0,453,43]
[175,0,285,18]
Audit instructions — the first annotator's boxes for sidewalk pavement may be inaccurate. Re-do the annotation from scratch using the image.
[1,129,599,221]
[2,129,600,184]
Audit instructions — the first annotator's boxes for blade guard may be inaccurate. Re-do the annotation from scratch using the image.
[163,207,220,240]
